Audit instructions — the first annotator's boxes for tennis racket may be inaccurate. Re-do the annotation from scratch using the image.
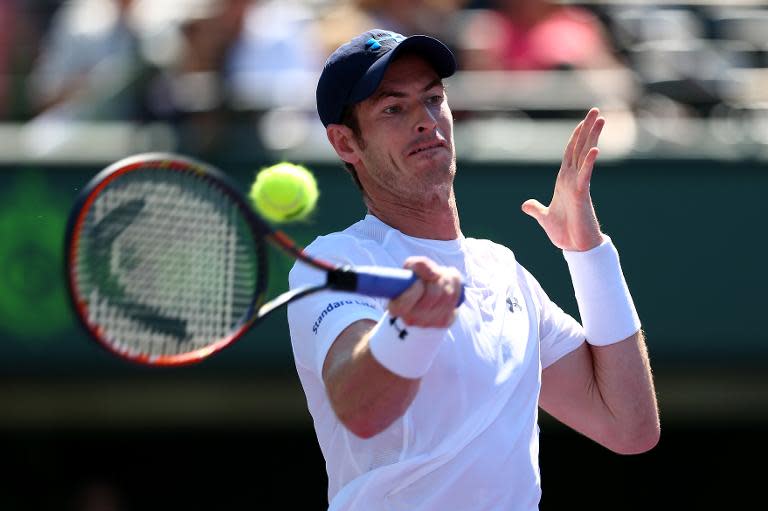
[65,153,464,366]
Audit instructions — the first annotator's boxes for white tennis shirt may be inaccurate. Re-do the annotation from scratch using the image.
[287,215,585,510]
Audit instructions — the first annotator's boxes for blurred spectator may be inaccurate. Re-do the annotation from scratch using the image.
[136,0,322,158]
[28,0,147,121]
[225,0,326,112]
[0,0,43,120]
[315,0,467,59]
[458,0,624,71]
[228,0,323,76]
[0,0,15,118]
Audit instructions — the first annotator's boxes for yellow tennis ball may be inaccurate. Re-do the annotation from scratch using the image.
[248,162,319,223]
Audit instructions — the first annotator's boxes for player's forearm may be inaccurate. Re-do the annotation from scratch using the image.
[323,320,421,439]
[564,237,659,452]
[588,330,660,453]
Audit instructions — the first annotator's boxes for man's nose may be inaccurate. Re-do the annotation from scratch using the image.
[414,104,438,133]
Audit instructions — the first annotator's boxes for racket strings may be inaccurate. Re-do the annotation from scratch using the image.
[75,168,259,359]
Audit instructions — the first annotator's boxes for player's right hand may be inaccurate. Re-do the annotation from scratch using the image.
[388,256,462,329]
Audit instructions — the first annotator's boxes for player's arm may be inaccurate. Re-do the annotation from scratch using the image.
[322,257,461,439]
[523,107,659,453]
[540,330,659,454]
[322,319,419,439]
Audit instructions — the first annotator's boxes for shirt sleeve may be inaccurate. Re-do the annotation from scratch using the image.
[287,234,387,377]
[520,266,586,369]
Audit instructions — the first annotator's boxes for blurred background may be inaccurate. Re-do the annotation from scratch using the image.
[0,0,766,509]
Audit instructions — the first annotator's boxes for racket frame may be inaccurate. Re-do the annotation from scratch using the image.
[66,153,326,365]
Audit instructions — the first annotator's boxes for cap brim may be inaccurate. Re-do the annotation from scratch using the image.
[348,35,457,105]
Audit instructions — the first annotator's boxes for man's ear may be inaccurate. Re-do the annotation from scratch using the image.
[326,124,361,166]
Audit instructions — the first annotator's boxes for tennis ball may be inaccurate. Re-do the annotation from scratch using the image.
[248,162,319,223]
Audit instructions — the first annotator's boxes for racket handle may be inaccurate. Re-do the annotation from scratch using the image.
[332,266,465,306]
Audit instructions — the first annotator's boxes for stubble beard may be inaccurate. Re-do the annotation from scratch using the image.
[376,150,456,208]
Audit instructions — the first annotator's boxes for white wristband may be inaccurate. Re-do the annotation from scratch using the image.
[368,312,448,379]
[563,236,641,346]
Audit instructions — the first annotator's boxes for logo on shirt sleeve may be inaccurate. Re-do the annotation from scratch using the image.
[312,299,377,334]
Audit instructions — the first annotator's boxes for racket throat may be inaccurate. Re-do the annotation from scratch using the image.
[256,284,328,317]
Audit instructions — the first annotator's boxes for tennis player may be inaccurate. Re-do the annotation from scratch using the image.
[287,29,659,510]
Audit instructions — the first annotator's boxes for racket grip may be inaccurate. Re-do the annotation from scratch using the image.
[351,266,465,306]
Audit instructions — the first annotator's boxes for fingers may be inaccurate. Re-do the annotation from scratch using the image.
[563,121,583,169]
[404,256,440,282]
[388,257,462,328]
[577,147,599,193]
[570,108,604,173]
[578,116,605,171]
[571,108,599,164]
[388,257,436,317]
[521,198,548,223]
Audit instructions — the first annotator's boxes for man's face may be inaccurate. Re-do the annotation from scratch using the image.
[351,53,456,201]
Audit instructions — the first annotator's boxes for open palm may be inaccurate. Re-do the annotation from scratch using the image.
[522,108,606,252]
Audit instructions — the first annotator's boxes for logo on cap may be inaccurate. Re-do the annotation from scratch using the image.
[365,33,405,51]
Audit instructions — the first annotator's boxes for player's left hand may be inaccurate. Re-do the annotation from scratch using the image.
[521,107,606,252]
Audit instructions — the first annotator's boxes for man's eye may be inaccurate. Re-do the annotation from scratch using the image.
[428,95,443,104]
[383,105,401,114]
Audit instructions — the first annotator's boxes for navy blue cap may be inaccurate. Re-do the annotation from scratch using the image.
[316,29,457,127]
